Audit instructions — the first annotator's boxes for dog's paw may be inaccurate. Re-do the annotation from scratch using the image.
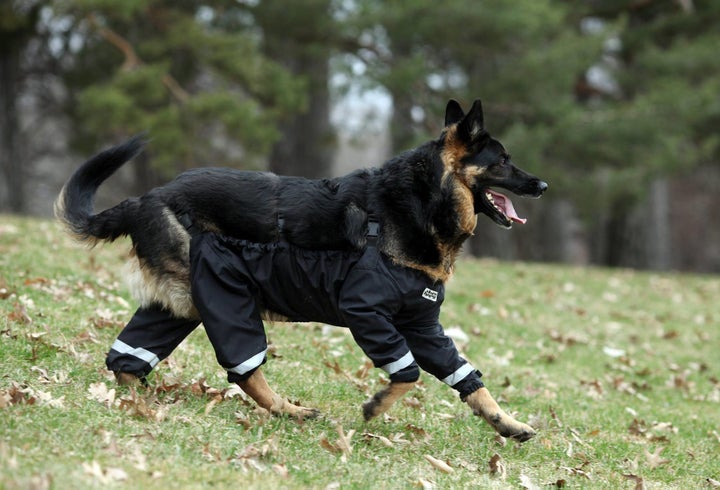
[465,387,536,443]
[483,412,536,442]
[114,371,147,387]
[362,381,416,421]
[362,397,383,421]
[269,395,320,420]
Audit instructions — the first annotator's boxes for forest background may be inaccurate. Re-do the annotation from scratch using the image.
[2,0,719,273]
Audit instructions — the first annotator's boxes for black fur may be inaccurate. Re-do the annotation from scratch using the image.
[56,99,547,317]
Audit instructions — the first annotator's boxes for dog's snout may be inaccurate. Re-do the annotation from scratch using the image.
[537,181,548,194]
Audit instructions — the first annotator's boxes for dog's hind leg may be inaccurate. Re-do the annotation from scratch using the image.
[465,387,536,442]
[362,382,416,421]
[238,369,320,420]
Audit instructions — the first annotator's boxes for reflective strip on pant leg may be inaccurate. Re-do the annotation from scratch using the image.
[227,348,268,376]
[441,363,475,387]
[380,351,415,376]
[111,339,160,368]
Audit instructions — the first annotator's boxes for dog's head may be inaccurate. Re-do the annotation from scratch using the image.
[441,99,547,228]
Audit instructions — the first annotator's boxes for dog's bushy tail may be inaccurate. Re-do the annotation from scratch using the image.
[54,135,145,245]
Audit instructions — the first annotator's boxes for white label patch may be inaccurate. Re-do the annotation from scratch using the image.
[422,288,438,302]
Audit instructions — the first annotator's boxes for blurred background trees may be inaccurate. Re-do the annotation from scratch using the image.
[1,0,718,272]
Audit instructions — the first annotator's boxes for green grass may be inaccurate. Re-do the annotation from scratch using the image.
[1,214,719,489]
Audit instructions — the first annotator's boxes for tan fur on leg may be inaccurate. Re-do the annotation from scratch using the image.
[362,382,416,421]
[465,387,536,442]
[115,371,141,386]
[238,369,319,420]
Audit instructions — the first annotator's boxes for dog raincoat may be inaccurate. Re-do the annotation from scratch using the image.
[106,233,484,398]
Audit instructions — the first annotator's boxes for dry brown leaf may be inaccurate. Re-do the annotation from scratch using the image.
[424,454,453,474]
[335,425,354,460]
[623,473,645,490]
[362,432,394,448]
[414,478,435,489]
[8,302,32,324]
[355,360,373,379]
[235,411,252,429]
[0,276,12,299]
[319,426,354,462]
[549,406,563,428]
[488,453,506,479]
[644,446,669,470]
[402,396,423,410]
[273,464,289,479]
[711,431,720,444]
[580,379,604,399]
[204,397,219,415]
[87,382,116,407]
[405,423,431,442]
[118,388,166,421]
[559,465,591,480]
[82,461,128,483]
[0,382,37,407]
[323,359,344,375]
[320,435,340,454]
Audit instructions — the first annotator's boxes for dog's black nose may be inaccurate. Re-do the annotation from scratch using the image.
[537,181,548,194]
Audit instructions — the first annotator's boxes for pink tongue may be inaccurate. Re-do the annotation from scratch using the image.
[487,189,527,224]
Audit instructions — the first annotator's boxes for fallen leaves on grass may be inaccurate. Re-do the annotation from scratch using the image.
[322,359,368,392]
[87,382,167,421]
[644,446,670,470]
[8,302,32,324]
[424,454,453,474]
[82,460,128,484]
[362,432,395,448]
[628,419,678,442]
[320,425,355,462]
[118,388,168,421]
[231,435,282,474]
[488,453,506,479]
[0,381,64,408]
[87,382,116,407]
[89,308,125,329]
[0,276,13,299]
[519,473,539,490]
[0,382,37,407]
[559,463,591,480]
[623,473,645,490]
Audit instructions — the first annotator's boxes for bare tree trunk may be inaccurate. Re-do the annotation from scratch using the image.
[644,178,671,270]
[534,199,588,264]
[0,46,25,213]
[255,1,336,178]
[267,53,335,178]
[590,180,672,270]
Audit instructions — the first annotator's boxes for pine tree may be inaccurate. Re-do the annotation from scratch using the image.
[52,0,306,187]
[0,2,42,212]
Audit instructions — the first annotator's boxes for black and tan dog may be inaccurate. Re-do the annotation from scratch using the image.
[56,99,547,441]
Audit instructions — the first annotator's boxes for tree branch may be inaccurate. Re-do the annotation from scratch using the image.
[86,14,189,103]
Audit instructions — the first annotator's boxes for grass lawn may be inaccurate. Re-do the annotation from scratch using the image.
[1,214,719,489]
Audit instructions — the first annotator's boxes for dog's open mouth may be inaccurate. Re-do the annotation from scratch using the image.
[485,189,526,225]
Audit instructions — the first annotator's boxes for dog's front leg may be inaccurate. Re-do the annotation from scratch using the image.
[238,369,320,420]
[362,381,416,421]
[465,387,535,442]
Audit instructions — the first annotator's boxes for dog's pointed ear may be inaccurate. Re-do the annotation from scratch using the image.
[457,99,486,143]
[444,99,465,127]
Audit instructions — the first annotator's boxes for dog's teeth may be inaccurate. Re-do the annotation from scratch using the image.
[486,192,493,202]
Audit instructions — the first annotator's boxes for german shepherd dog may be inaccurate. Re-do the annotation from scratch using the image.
[56,99,547,440]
